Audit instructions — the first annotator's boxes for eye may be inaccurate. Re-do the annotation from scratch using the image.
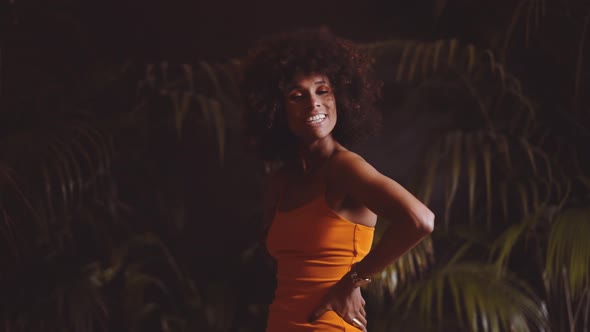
[287,91,305,101]
[316,87,331,95]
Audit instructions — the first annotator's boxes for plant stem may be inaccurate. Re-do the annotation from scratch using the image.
[501,0,528,62]
[584,288,589,332]
[563,268,575,332]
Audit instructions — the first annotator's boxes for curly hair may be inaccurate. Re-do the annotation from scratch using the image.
[240,28,382,162]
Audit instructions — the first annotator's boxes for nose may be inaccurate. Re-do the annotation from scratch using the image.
[306,95,321,110]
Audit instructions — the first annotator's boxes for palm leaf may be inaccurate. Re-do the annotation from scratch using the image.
[490,222,528,272]
[396,263,549,332]
[501,0,546,60]
[482,140,493,227]
[108,234,205,332]
[545,206,590,298]
[369,39,540,138]
[367,233,434,299]
[380,39,528,101]
[199,61,225,100]
[417,139,441,206]
[209,99,226,165]
[443,131,462,228]
[418,125,575,231]
[141,63,229,164]
[171,91,192,140]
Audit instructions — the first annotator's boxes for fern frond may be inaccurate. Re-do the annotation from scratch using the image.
[396,263,549,332]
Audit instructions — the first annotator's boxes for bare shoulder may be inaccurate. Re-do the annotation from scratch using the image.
[329,149,364,168]
[327,149,380,180]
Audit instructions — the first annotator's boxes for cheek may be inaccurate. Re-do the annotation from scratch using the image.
[325,95,335,105]
[331,111,337,128]
[325,96,337,113]
[327,98,337,117]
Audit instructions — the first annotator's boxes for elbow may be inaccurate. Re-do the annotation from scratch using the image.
[417,209,435,234]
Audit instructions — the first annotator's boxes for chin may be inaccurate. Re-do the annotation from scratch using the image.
[303,133,333,144]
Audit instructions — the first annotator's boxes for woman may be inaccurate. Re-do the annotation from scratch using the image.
[241,28,434,331]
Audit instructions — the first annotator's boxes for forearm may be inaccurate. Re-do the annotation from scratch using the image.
[355,212,434,277]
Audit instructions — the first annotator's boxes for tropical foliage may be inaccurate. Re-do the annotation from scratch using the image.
[1,0,589,331]
[363,1,590,331]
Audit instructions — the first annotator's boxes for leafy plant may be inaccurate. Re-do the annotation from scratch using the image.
[361,1,590,331]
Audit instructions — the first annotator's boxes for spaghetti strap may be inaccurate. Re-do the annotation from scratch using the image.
[265,173,375,331]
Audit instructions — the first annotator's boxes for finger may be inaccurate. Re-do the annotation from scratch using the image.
[350,316,367,331]
[361,297,366,307]
[359,305,366,317]
[357,315,368,327]
[308,305,330,323]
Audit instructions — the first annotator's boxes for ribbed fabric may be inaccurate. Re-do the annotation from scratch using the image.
[266,193,374,331]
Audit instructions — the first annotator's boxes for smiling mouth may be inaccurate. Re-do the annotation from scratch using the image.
[306,114,327,124]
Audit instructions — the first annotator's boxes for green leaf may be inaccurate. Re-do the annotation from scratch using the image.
[182,64,194,92]
[501,0,529,60]
[432,39,444,72]
[443,132,462,228]
[396,263,548,332]
[408,43,424,81]
[196,93,212,125]
[209,99,226,166]
[420,43,433,78]
[466,44,476,76]
[200,61,225,100]
[490,222,528,272]
[368,237,434,297]
[517,182,530,216]
[173,92,192,140]
[396,42,413,82]
[545,206,590,297]
[419,140,441,205]
[482,142,492,227]
[467,134,477,224]
[520,137,537,175]
[447,39,458,67]
[500,181,509,222]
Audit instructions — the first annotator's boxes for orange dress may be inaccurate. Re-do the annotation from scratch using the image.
[266,191,375,331]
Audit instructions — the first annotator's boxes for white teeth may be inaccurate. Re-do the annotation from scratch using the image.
[306,114,327,123]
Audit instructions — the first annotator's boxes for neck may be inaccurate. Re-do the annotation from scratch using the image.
[297,136,337,174]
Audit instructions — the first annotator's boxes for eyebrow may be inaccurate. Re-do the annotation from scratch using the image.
[285,80,329,91]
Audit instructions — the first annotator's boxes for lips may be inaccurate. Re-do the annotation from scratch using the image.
[305,114,327,124]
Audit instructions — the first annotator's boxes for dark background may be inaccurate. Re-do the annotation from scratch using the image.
[2,0,589,331]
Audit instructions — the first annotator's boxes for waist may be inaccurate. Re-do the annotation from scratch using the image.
[276,258,352,282]
[270,280,334,320]
[270,261,351,316]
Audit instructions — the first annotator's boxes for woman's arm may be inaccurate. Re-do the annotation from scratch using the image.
[328,151,435,277]
[308,151,434,329]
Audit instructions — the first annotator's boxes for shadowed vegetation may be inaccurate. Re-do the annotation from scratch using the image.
[1,0,589,331]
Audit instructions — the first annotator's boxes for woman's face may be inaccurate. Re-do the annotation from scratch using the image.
[283,73,337,145]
